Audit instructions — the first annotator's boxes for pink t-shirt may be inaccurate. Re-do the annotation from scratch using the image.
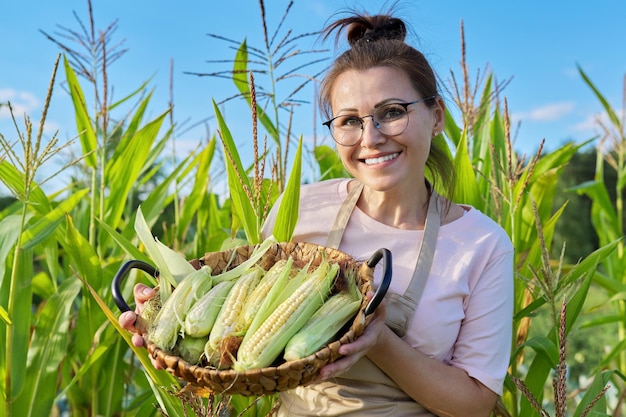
[262,178,513,395]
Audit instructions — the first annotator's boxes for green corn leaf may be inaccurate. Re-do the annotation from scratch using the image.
[64,213,102,289]
[197,192,230,253]
[578,65,622,131]
[213,99,259,243]
[572,369,617,417]
[443,108,461,147]
[64,55,97,168]
[0,161,51,212]
[314,145,349,180]
[139,152,194,231]
[452,129,481,209]
[80,277,188,417]
[110,91,153,155]
[561,238,620,292]
[0,306,9,326]
[0,213,29,283]
[105,109,169,230]
[6,247,34,402]
[571,180,621,246]
[518,350,552,417]
[21,188,89,250]
[97,219,151,266]
[54,343,109,406]
[178,137,216,237]
[108,77,152,111]
[272,136,302,242]
[563,268,599,337]
[12,277,81,417]
[471,73,494,141]
[134,206,195,294]
[523,336,559,367]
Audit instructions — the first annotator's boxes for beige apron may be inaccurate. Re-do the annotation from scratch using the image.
[278,181,440,416]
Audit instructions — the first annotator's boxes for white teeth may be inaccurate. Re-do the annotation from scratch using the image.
[364,152,399,165]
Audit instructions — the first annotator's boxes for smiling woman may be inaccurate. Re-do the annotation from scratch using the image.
[258,9,514,417]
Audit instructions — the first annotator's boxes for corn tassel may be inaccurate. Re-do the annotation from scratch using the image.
[234,259,339,371]
[148,266,213,351]
[183,280,236,337]
[204,267,264,366]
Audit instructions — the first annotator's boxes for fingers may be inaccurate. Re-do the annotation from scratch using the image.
[318,296,388,381]
[131,333,145,348]
[134,284,155,305]
[119,284,155,348]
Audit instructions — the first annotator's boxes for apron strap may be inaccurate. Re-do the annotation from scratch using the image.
[325,180,440,337]
[325,181,363,249]
[385,190,440,337]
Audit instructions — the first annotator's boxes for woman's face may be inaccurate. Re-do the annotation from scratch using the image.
[329,66,444,193]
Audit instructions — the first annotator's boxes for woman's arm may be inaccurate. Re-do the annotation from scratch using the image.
[318,306,496,417]
[320,248,514,417]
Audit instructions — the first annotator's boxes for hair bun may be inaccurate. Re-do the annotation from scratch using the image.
[347,15,406,46]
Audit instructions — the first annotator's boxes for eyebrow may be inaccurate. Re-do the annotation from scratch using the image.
[334,98,413,114]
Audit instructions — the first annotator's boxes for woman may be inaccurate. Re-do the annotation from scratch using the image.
[121,10,513,417]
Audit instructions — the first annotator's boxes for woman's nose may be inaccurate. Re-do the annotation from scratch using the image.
[360,116,385,147]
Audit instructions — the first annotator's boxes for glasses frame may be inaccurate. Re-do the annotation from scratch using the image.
[322,96,437,146]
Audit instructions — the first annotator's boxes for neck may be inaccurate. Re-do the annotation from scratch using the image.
[357,182,430,230]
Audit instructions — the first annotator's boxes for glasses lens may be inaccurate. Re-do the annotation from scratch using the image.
[327,103,411,146]
[373,104,410,136]
[330,115,362,145]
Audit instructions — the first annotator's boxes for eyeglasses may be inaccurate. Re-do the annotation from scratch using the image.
[322,96,436,146]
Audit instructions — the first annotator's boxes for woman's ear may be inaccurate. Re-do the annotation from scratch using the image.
[432,96,445,135]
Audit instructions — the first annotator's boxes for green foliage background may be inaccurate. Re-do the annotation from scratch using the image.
[1,2,625,417]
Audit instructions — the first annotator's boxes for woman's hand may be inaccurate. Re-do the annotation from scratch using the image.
[317,295,388,380]
[118,283,155,349]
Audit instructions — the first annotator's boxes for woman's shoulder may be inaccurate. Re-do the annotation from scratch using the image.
[300,178,350,197]
[445,205,513,251]
[300,178,350,205]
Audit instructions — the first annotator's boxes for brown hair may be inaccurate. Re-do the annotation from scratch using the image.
[319,12,455,197]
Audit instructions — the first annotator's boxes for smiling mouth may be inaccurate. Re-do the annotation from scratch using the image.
[363,152,400,165]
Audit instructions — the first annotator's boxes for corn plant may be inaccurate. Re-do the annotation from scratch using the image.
[188,0,328,193]
[568,68,626,411]
[438,23,619,416]
[0,55,85,417]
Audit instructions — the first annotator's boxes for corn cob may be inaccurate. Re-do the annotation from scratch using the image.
[204,267,264,367]
[244,257,312,338]
[183,280,236,337]
[235,258,295,334]
[148,266,212,351]
[177,335,209,365]
[233,259,339,371]
[283,291,361,361]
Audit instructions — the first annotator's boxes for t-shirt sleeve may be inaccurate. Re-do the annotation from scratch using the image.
[449,246,514,395]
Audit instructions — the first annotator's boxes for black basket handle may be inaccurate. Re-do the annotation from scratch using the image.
[112,249,391,316]
[112,260,158,313]
[363,248,392,316]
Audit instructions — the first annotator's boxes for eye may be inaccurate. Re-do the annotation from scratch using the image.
[336,115,362,129]
[377,104,406,122]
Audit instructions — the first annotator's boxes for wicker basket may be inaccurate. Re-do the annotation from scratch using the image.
[113,241,391,396]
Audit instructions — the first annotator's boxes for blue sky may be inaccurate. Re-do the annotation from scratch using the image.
[1,0,625,191]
